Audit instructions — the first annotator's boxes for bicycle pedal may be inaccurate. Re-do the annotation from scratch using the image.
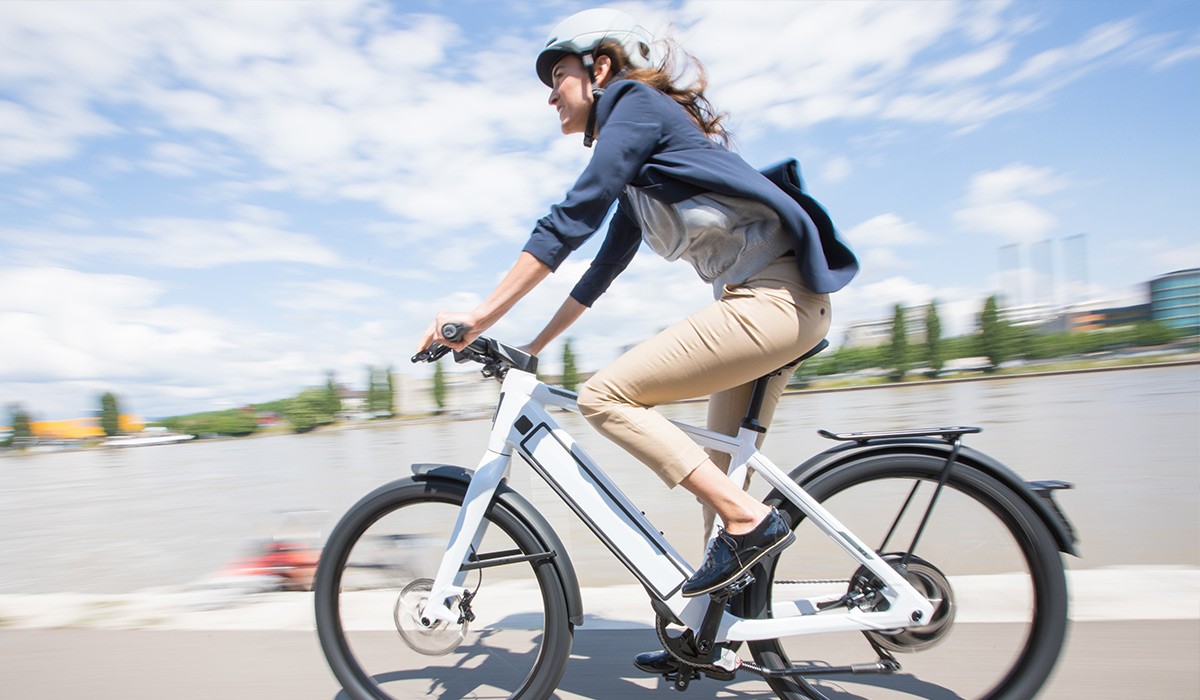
[710,572,755,601]
[667,667,699,692]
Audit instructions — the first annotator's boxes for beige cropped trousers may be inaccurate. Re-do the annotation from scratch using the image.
[577,255,832,532]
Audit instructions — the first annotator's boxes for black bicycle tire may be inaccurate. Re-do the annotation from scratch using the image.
[739,453,1069,700]
[314,478,574,700]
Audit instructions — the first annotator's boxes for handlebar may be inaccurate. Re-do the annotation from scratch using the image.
[409,323,472,364]
[411,324,538,380]
[440,322,468,343]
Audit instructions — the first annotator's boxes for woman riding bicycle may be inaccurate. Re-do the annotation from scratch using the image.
[417,7,858,675]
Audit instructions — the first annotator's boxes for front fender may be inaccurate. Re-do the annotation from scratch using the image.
[774,440,1079,557]
[412,463,585,626]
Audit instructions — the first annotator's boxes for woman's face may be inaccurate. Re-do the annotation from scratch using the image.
[548,54,594,135]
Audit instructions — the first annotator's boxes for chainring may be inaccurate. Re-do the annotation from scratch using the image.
[655,614,733,676]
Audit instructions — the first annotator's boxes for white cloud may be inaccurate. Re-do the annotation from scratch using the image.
[1155,34,1200,70]
[845,214,932,247]
[0,265,413,418]
[841,214,932,279]
[831,274,983,339]
[668,1,1193,135]
[0,267,232,385]
[0,1,577,243]
[1005,20,1138,86]
[273,279,385,313]
[818,155,853,184]
[143,141,241,178]
[917,41,1012,86]
[0,208,342,270]
[127,216,345,268]
[953,163,1071,244]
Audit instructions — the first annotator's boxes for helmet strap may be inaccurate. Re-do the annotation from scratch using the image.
[581,53,602,148]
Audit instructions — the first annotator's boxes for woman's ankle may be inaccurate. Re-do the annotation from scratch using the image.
[724,505,772,536]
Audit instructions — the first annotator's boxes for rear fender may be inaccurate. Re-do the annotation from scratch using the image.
[412,463,585,626]
[769,440,1079,557]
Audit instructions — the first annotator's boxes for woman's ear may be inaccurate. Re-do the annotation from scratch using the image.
[593,53,615,87]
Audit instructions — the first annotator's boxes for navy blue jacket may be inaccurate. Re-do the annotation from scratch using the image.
[522,80,858,306]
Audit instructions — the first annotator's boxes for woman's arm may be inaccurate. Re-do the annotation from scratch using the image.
[522,295,588,356]
[417,251,551,353]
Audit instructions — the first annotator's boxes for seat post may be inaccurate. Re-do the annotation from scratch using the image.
[738,338,829,434]
[739,375,775,434]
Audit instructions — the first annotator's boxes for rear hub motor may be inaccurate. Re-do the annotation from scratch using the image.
[851,553,956,653]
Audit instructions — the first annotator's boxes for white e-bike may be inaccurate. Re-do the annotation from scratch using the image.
[315,325,1075,699]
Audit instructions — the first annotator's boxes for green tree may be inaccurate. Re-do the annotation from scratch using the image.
[284,388,334,433]
[207,409,259,437]
[365,365,379,415]
[1131,321,1180,347]
[99,391,122,436]
[159,408,259,437]
[384,365,395,417]
[364,365,394,417]
[887,304,909,381]
[978,295,1012,370]
[561,338,579,392]
[5,403,33,447]
[925,301,944,377]
[825,345,885,375]
[432,363,447,414]
[323,371,341,417]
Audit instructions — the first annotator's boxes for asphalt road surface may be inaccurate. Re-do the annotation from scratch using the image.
[2,620,1195,699]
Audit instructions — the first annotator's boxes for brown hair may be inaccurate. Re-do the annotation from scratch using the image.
[594,40,732,148]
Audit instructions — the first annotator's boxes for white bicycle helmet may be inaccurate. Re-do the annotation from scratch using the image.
[535,8,654,87]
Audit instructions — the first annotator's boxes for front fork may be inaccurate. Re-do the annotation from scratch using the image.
[419,449,510,625]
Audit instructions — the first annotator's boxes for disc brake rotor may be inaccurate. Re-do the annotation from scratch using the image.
[394,577,468,656]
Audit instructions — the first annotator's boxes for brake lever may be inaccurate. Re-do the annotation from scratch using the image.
[411,343,452,364]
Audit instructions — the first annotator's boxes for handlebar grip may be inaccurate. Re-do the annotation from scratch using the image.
[441,323,469,343]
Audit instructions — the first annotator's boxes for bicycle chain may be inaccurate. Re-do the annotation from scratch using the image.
[654,614,734,677]
[652,578,852,677]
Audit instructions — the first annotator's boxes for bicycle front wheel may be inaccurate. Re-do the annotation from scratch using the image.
[314,478,573,700]
[741,453,1068,700]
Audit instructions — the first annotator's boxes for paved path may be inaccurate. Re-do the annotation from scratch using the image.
[2,620,1196,699]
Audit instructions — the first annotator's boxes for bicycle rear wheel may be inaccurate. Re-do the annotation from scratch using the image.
[740,453,1068,699]
[314,478,573,699]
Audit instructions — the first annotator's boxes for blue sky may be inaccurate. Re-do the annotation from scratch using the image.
[1,0,1197,421]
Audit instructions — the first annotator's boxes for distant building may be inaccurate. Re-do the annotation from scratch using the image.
[336,384,367,414]
[1149,268,1200,335]
[1065,303,1151,333]
[998,302,1065,333]
[29,415,145,440]
[842,306,928,348]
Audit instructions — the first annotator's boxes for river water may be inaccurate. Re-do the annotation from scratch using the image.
[1,365,1196,595]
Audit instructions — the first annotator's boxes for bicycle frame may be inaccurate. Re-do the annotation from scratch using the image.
[419,368,935,643]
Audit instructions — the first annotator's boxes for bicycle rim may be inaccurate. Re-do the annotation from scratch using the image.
[741,453,1068,700]
[314,480,572,699]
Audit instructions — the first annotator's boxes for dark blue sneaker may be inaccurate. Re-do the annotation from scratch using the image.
[633,649,736,681]
[682,508,794,597]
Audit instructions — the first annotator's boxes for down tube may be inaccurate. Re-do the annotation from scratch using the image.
[514,405,693,600]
